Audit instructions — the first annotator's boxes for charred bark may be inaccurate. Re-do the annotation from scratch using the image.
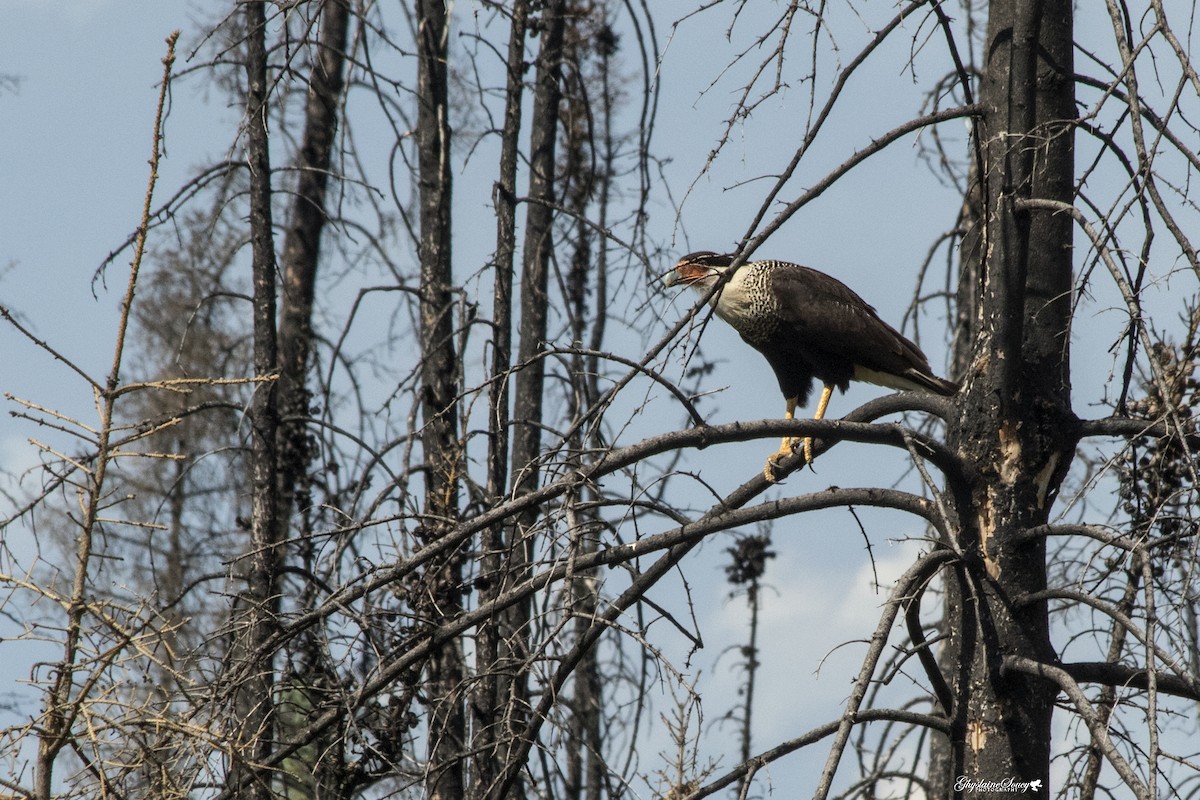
[939,0,1076,794]
[560,24,613,799]
[511,0,567,493]
[477,3,568,798]
[274,2,351,793]
[474,3,528,798]
[276,0,350,542]
[229,3,281,798]
[415,2,466,800]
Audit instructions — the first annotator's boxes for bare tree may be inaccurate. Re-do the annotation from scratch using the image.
[228,4,282,797]
[5,31,180,800]
[3,2,1200,799]
[928,0,1076,790]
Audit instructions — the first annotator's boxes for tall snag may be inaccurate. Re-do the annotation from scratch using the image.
[415,2,466,800]
[273,2,351,793]
[276,0,350,543]
[230,2,282,798]
[938,0,1075,792]
[474,2,528,797]
[475,2,569,798]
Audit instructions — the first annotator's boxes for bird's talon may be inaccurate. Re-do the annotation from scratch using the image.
[764,454,784,482]
[803,436,816,468]
[764,460,777,482]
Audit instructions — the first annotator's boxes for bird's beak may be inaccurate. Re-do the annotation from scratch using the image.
[662,268,681,288]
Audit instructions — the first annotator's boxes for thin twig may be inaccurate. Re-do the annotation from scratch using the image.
[1003,656,1152,798]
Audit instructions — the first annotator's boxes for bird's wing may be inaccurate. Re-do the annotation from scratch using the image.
[766,262,943,389]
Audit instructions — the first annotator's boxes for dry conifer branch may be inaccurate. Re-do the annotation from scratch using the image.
[31,31,178,800]
[0,307,102,391]
[110,373,277,399]
[110,30,178,395]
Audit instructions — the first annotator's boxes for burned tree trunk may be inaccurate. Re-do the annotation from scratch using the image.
[274,3,351,793]
[472,3,568,799]
[473,2,528,798]
[938,0,1076,793]
[276,0,350,541]
[415,3,466,800]
[230,3,282,798]
[511,0,566,497]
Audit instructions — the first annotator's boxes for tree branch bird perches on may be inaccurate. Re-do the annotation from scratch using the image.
[665,252,958,481]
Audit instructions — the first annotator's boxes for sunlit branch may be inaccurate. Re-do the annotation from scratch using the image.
[813,548,959,800]
[683,708,950,800]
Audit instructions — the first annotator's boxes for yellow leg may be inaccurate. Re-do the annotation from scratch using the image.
[804,384,833,465]
[764,385,833,482]
[764,396,800,481]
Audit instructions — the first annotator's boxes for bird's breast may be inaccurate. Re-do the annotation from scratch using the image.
[713,274,780,344]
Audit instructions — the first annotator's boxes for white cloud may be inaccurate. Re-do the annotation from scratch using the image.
[707,535,930,745]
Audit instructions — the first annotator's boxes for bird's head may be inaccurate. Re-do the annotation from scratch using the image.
[662,251,735,290]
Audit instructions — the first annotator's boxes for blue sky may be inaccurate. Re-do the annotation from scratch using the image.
[0,1,967,468]
[2,3,220,442]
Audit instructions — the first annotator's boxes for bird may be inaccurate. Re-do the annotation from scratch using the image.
[664,251,958,481]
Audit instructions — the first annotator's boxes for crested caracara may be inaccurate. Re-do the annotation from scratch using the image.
[665,251,958,480]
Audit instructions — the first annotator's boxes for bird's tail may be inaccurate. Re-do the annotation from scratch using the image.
[854,365,959,396]
[915,372,959,396]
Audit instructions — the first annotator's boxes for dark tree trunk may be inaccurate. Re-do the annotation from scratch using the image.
[231,3,281,798]
[939,0,1075,795]
[275,3,351,794]
[560,28,608,800]
[474,3,528,798]
[478,3,567,798]
[415,2,466,800]
[929,165,984,799]
[276,0,350,541]
[511,0,566,492]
